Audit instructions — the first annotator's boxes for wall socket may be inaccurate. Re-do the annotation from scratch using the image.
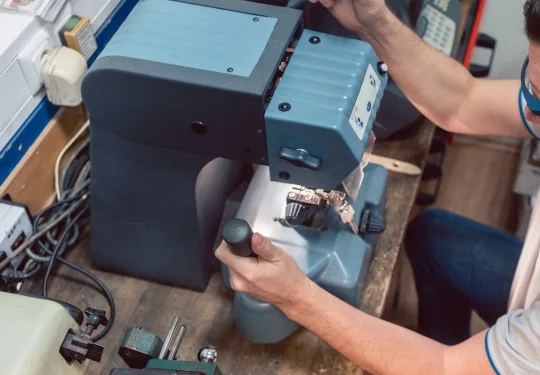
[17,30,54,95]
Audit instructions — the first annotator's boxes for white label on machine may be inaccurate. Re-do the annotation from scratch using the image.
[348,64,380,141]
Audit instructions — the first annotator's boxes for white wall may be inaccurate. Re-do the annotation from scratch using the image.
[471,0,529,79]
[0,0,121,152]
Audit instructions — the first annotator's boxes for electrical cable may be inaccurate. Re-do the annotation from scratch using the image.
[34,208,115,342]
[42,205,89,298]
[60,138,89,192]
[0,194,89,271]
[55,120,90,200]
[4,124,115,341]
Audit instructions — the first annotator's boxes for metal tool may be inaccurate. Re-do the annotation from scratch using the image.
[112,317,221,375]
[158,316,182,360]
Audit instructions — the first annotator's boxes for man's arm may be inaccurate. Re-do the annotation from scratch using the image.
[215,235,496,375]
[316,0,528,137]
[284,279,494,375]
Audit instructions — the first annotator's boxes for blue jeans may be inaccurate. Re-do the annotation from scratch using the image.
[404,209,523,345]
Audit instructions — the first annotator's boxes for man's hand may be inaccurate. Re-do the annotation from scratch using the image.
[215,233,311,310]
[308,0,388,32]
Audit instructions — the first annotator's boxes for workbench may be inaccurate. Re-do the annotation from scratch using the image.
[20,2,477,373]
[21,120,434,375]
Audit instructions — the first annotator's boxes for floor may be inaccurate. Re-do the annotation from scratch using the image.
[388,134,522,335]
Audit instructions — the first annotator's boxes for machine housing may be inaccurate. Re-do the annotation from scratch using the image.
[83,0,389,343]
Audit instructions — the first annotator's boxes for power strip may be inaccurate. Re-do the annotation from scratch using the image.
[0,200,33,276]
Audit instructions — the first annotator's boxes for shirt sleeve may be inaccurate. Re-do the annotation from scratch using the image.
[485,298,540,374]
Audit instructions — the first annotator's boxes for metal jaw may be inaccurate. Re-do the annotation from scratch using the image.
[285,185,359,234]
[283,131,376,234]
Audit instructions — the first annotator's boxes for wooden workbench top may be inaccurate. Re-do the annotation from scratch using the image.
[22,118,435,375]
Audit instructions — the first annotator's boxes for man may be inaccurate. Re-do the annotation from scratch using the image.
[216,0,540,373]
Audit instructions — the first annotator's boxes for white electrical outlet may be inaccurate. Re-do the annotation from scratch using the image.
[17,30,53,95]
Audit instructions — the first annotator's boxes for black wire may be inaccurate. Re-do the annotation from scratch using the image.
[51,255,115,342]
[32,195,86,259]
[12,134,114,341]
[39,203,115,342]
[42,205,89,297]
[38,242,115,342]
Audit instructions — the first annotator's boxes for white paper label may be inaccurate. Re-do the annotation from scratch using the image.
[348,64,381,141]
[77,22,98,61]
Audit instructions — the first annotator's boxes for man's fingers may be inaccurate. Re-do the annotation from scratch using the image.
[309,0,335,7]
[229,269,247,292]
[251,233,282,262]
[215,240,258,274]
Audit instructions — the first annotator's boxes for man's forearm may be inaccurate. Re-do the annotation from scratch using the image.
[351,8,526,137]
[355,9,474,131]
[280,280,493,375]
[282,280,446,375]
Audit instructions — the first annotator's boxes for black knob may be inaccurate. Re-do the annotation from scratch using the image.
[285,203,311,227]
[222,219,256,257]
[359,210,386,235]
[84,308,109,334]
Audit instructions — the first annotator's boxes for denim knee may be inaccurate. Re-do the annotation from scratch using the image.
[404,208,456,268]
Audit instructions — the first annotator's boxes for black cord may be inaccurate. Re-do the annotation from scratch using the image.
[54,255,115,341]
[39,203,115,342]
[29,194,87,262]
[10,132,115,341]
[42,205,89,297]
[38,239,116,342]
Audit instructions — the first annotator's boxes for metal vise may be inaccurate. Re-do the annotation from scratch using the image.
[110,317,221,375]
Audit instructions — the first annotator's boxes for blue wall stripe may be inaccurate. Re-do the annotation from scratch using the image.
[0,0,139,184]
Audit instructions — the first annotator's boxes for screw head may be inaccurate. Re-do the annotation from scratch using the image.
[227,67,234,73]
[198,345,218,364]
[253,17,259,22]
[279,171,290,180]
[309,36,321,44]
[191,121,208,134]
[278,102,291,112]
[377,62,388,74]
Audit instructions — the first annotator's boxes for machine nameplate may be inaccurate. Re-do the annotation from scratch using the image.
[348,64,381,141]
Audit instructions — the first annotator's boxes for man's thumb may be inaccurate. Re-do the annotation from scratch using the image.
[251,233,281,262]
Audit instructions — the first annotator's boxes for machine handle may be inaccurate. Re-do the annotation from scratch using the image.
[279,147,321,170]
[222,219,256,257]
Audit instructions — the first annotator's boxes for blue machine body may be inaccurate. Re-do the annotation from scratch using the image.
[266,30,387,189]
[221,30,388,342]
[82,0,389,344]
[222,164,387,343]
[99,0,278,78]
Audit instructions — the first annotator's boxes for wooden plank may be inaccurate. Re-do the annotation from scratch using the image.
[0,106,87,215]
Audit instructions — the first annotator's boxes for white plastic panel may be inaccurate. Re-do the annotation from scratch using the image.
[0,61,31,135]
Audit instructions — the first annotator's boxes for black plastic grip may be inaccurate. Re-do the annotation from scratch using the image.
[222,219,256,257]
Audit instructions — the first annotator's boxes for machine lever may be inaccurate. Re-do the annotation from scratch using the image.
[279,147,321,170]
[222,219,256,257]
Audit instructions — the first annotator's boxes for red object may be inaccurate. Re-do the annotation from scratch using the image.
[463,0,488,68]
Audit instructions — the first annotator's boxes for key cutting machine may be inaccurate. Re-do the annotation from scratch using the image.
[82,0,389,343]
